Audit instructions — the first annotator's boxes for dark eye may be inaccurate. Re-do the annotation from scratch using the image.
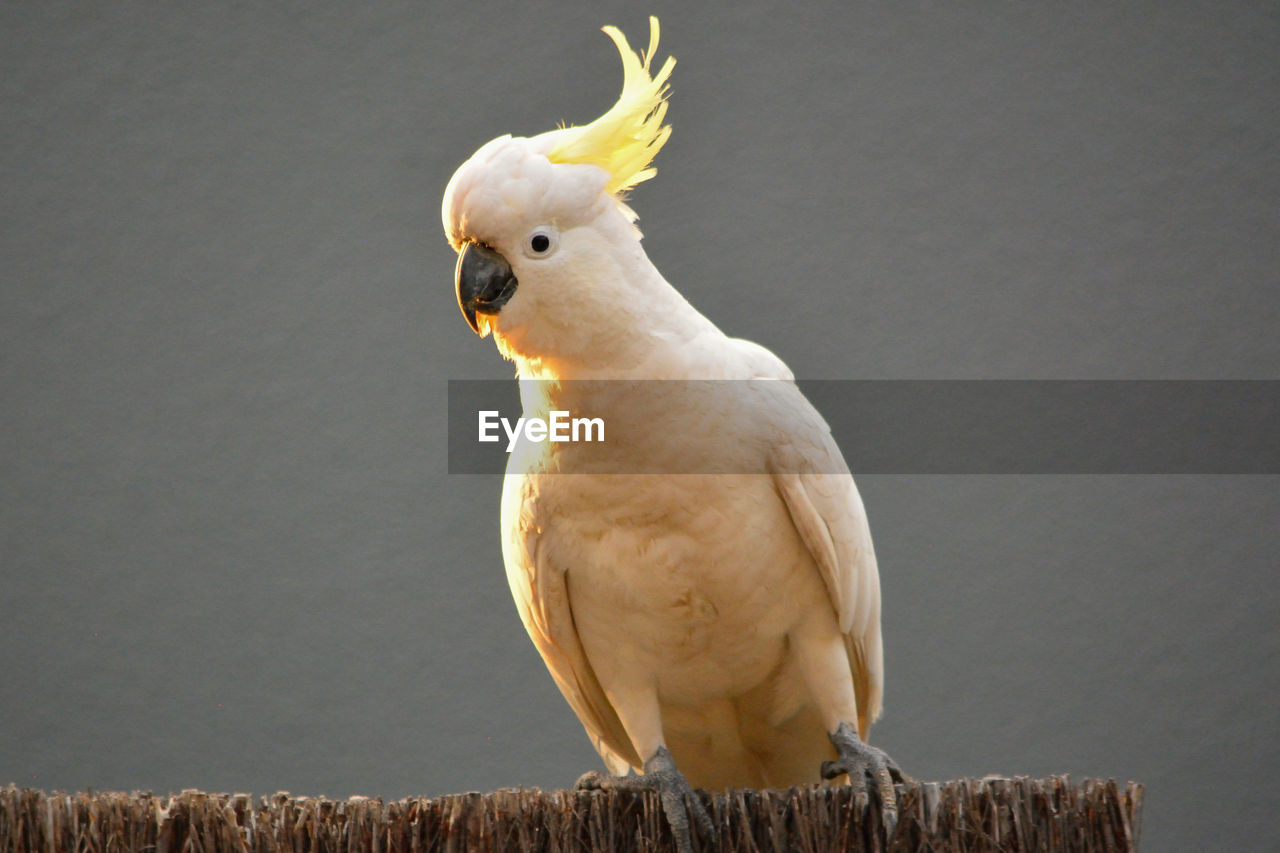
[522,227,559,259]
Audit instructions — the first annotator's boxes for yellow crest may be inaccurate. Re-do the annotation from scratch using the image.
[546,17,675,196]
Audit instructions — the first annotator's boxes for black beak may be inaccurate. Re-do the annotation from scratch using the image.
[455,241,518,334]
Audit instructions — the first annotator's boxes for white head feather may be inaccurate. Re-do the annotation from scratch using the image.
[441,19,713,377]
[443,17,674,251]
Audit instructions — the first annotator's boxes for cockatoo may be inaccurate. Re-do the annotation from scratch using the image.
[443,17,904,850]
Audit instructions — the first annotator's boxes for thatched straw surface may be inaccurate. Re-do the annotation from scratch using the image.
[0,776,1142,853]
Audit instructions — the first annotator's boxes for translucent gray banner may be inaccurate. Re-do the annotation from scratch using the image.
[447,380,1278,474]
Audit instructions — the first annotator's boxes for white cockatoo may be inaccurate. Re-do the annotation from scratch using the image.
[442,18,903,849]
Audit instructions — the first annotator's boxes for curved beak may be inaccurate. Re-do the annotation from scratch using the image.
[455,241,518,334]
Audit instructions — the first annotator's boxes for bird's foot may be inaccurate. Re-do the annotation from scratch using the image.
[576,746,714,853]
[822,721,909,839]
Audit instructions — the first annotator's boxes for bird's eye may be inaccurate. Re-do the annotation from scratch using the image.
[523,227,558,259]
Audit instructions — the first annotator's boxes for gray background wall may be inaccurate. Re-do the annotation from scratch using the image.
[2,3,1276,850]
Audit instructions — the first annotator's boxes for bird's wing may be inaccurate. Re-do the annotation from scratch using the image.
[768,391,884,740]
[501,477,643,775]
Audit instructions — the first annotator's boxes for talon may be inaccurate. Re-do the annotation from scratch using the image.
[575,746,714,853]
[827,721,904,840]
[574,770,607,790]
[684,788,715,841]
[884,807,899,839]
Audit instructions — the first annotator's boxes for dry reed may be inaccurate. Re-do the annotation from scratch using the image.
[0,776,1142,853]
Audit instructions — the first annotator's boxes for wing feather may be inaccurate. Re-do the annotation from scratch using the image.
[769,396,884,740]
[501,476,643,774]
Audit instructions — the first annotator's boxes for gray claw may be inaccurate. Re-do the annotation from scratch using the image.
[574,770,607,790]
[826,721,902,839]
[575,746,713,853]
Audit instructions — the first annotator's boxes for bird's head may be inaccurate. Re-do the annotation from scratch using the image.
[442,18,675,369]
